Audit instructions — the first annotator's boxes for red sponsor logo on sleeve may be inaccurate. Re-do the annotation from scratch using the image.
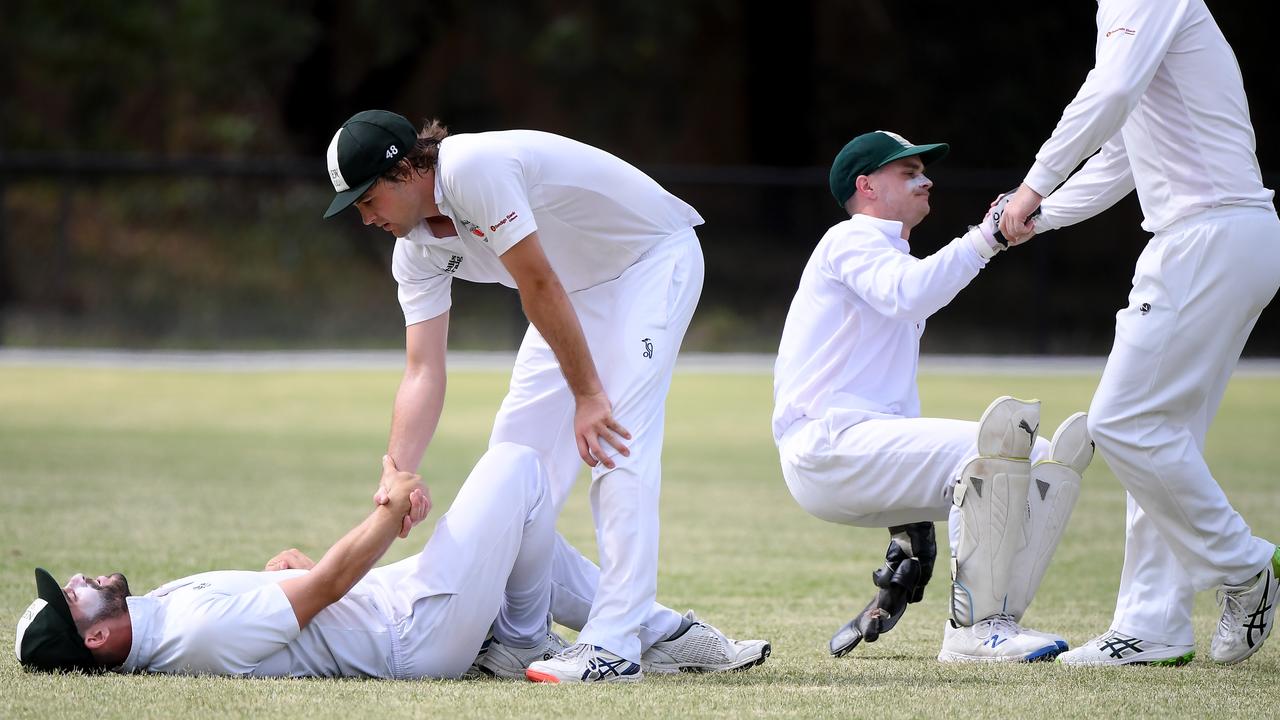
[489,211,519,232]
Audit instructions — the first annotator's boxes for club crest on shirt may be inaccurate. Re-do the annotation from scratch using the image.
[459,219,487,241]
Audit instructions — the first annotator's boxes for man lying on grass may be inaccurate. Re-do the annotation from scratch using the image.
[15,444,767,680]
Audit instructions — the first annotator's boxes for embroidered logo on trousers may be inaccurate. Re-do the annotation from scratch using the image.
[642,338,654,359]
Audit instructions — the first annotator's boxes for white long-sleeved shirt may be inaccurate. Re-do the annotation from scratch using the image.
[1030,0,1274,234]
[771,215,987,442]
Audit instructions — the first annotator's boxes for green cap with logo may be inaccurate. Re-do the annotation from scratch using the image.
[14,568,101,673]
[829,130,949,208]
[323,110,419,218]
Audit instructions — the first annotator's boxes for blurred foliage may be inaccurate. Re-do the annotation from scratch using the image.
[0,2,1276,351]
[2,1,318,153]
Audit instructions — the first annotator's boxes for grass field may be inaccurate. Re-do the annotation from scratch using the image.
[1,362,1278,719]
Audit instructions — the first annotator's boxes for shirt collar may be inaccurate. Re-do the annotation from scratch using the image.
[117,595,160,673]
[851,213,910,251]
[432,140,453,219]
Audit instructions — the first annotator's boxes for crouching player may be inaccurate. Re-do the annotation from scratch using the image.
[772,130,1093,661]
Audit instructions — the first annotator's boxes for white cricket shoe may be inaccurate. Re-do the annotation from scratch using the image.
[1210,547,1280,664]
[641,611,771,673]
[977,396,1040,459]
[1057,630,1194,667]
[525,643,643,684]
[937,615,1063,663]
[1018,626,1069,653]
[472,628,569,679]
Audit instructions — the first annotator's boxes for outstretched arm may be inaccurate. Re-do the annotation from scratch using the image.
[375,311,449,537]
[277,456,425,629]
[1002,1,1183,241]
[1035,132,1135,234]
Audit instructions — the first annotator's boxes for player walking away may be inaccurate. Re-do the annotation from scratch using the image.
[773,130,1095,662]
[322,111,768,682]
[998,0,1280,666]
[18,445,563,678]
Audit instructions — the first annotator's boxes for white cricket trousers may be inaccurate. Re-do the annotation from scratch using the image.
[395,443,557,679]
[778,411,1050,533]
[489,229,704,662]
[1091,206,1280,646]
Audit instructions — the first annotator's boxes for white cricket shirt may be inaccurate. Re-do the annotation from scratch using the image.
[1031,0,1274,234]
[392,130,705,325]
[117,555,455,678]
[772,215,987,443]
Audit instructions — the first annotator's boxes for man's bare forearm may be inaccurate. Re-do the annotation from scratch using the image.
[278,501,408,627]
[387,367,446,473]
[312,505,403,600]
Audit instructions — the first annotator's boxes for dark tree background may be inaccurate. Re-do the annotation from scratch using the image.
[0,1,1276,353]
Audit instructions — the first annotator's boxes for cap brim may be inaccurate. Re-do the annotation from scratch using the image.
[19,568,98,673]
[323,176,378,219]
[882,142,949,169]
[34,568,76,625]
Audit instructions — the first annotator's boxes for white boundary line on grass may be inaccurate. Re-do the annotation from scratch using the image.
[1,348,1279,376]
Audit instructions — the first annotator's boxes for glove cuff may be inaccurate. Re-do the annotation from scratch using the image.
[964,226,1002,260]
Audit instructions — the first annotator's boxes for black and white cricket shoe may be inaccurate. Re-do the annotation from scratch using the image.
[1210,547,1280,664]
[1057,629,1194,667]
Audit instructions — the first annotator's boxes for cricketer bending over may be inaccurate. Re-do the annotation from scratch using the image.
[321,110,766,682]
[773,130,1094,662]
[999,0,1280,666]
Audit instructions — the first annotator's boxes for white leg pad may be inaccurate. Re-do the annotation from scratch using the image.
[1006,411,1091,621]
[1005,462,1082,621]
[950,456,1030,626]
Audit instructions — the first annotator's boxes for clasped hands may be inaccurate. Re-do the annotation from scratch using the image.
[992,184,1043,247]
[373,454,429,539]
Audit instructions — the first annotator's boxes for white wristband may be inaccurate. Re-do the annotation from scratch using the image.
[964,226,1001,260]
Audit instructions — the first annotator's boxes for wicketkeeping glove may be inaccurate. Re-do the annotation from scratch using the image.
[829,522,937,657]
[966,188,1041,259]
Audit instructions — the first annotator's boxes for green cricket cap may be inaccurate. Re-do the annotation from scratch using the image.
[829,130,949,207]
[323,110,419,218]
[14,568,101,673]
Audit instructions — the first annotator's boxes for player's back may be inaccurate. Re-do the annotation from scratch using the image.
[436,130,704,292]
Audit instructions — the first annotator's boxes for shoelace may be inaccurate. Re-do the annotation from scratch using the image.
[1215,588,1247,635]
[973,613,1022,640]
[554,643,592,661]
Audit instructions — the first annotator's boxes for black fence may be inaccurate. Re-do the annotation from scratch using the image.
[2,153,1277,356]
